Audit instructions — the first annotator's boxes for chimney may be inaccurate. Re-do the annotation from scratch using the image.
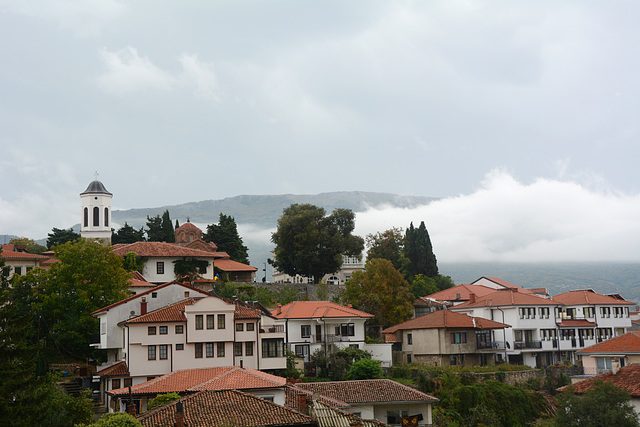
[612,359,620,375]
[276,303,282,315]
[348,304,353,308]
[297,394,309,415]
[126,386,136,416]
[140,297,147,315]
[175,401,185,427]
[469,293,476,304]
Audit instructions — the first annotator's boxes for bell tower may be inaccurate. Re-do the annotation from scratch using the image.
[80,173,113,243]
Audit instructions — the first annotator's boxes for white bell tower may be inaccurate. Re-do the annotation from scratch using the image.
[80,173,113,243]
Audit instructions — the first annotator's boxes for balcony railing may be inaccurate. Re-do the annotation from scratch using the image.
[260,325,285,334]
[514,340,542,349]
[476,341,505,350]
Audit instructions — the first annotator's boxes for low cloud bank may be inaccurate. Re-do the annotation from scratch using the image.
[355,170,640,263]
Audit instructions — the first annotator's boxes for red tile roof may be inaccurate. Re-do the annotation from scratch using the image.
[234,302,262,319]
[112,241,217,258]
[272,301,374,319]
[293,379,437,404]
[175,222,201,232]
[453,288,559,309]
[109,366,287,396]
[91,281,210,315]
[96,361,130,377]
[0,249,49,260]
[214,259,257,272]
[578,331,640,355]
[553,289,635,306]
[472,277,534,294]
[419,284,497,303]
[137,390,315,427]
[557,319,597,328]
[561,364,640,397]
[122,298,200,324]
[381,310,509,334]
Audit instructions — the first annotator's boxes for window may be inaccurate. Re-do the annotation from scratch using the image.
[84,208,88,227]
[93,206,99,226]
[14,267,22,275]
[104,207,109,227]
[519,307,536,319]
[407,333,413,345]
[218,314,225,329]
[245,342,254,356]
[540,307,550,319]
[176,344,184,351]
[340,323,355,336]
[206,342,214,357]
[584,307,595,318]
[148,345,156,360]
[156,262,164,275]
[26,267,32,273]
[262,338,285,358]
[112,379,120,389]
[195,343,203,358]
[626,307,630,317]
[152,292,157,298]
[614,307,624,318]
[123,378,132,387]
[148,326,156,335]
[159,326,168,335]
[246,323,254,332]
[407,354,412,364]
[217,342,225,357]
[159,345,168,360]
[195,315,203,330]
[301,325,311,338]
[387,410,409,425]
[236,323,244,332]
[175,325,184,334]
[601,307,611,318]
[207,314,215,329]
[450,332,467,344]
[235,342,243,356]
[198,263,207,274]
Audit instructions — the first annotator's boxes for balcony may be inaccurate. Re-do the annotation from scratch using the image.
[260,325,285,334]
[476,341,505,350]
[514,340,542,350]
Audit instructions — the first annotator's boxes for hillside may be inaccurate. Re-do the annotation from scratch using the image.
[112,192,436,229]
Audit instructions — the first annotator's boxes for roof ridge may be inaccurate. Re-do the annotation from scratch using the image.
[187,367,234,390]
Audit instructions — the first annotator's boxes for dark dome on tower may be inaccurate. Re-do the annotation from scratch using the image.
[80,180,112,196]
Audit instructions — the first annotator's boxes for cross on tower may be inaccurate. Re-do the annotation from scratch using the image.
[94,171,99,180]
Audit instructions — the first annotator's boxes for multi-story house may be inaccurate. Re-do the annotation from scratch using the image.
[271,301,392,367]
[381,310,510,367]
[272,254,364,286]
[0,244,52,277]
[577,331,640,376]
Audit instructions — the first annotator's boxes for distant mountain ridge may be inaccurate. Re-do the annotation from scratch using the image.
[112,191,437,229]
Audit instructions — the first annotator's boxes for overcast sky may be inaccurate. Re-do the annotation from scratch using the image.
[1,1,639,262]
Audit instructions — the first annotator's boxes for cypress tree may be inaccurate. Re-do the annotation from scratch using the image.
[404,221,438,280]
[161,210,175,243]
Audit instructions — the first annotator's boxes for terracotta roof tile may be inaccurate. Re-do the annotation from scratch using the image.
[109,366,286,396]
[137,390,315,427]
[560,364,640,397]
[112,241,217,258]
[557,319,597,328]
[381,310,509,334]
[175,222,201,232]
[272,301,374,319]
[578,331,640,354]
[453,288,559,309]
[285,384,350,409]
[294,379,437,404]
[96,361,130,377]
[91,281,210,315]
[553,289,635,306]
[214,259,257,272]
[0,250,49,260]
[123,298,200,324]
[420,284,497,303]
[235,302,262,319]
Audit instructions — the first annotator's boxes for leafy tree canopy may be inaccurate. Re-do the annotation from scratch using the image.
[204,213,249,264]
[270,204,364,284]
[555,380,640,427]
[112,222,145,244]
[347,358,383,380]
[47,227,80,249]
[82,412,142,427]
[147,392,181,411]
[310,348,372,380]
[343,258,413,328]
[8,237,46,254]
[365,227,408,272]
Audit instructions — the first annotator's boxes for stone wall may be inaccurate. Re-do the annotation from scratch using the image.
[253,282,344,301]
[460,369,543,386]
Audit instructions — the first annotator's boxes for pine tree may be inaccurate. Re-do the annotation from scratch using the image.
[161,210,175,243]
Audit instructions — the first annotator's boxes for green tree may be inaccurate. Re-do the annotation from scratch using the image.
[145,215,164,242]
[147,392,181,410]
[555,380,640,427]
[173,258,209,281]
[343,258,413,328]
[8,237,46,254]
[204,213,249,264]
[122,252,144,273]
[83,412,142,426]
[12,239,130,363]
[46,227,80,249]
[161,210,175,243]
[404,221,438,281]
[365,227,407,271]
[310,348,371,380]
[347,358,383,380]
[112,222,145,244]
[270,204,364,284]
[410,274,439,299]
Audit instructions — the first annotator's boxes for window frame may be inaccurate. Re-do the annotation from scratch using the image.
[156,262,164,275]
[195,315,203,330]
[217,342,225,357]
[148,326,156,335]
[159,326,168,335]
[159,344,168,360]
[148,345,156,360]
[217,314,226,329]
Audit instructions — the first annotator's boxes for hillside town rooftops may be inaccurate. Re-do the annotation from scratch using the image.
[453,288,559,309]
[381,310,509,336]
[112,241,218,258]
[553,289,635,306]
[272,301,374,319]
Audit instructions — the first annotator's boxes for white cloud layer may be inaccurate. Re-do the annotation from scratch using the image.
[355,170,640,263]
